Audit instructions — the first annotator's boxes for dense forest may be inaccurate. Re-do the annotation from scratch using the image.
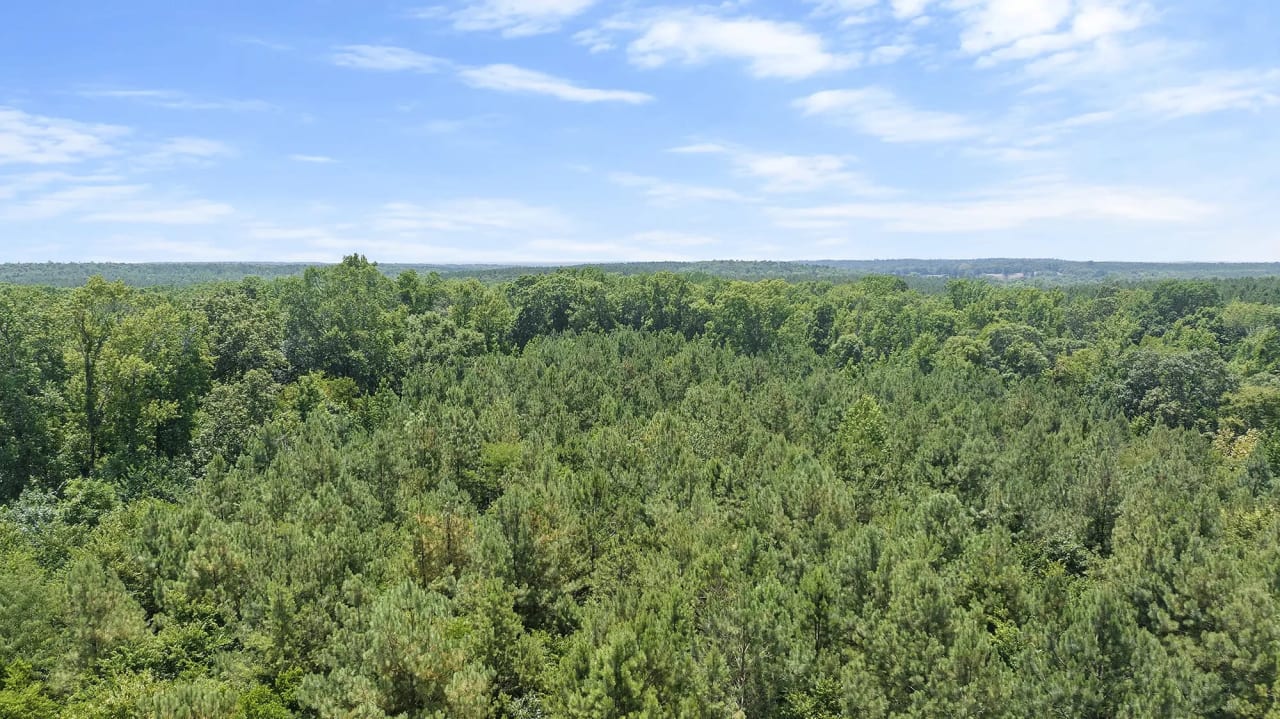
[2,254,1280,717]
[6,258,1280,288]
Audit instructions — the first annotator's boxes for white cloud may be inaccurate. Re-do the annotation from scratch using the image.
[668,143,730,154]
[670,142,892,195]
[805,0,879,22]
[459,64,653,103]
[868,43,913,64]
[84,200,235,225]
[737,153,888,195]
[0,107,127,165]
[807,0,880,12]
[86,237,241,262]
[617,10,856,79]
[444,0,597,37]
[247,224,341,241]
[332,45,446,72]
[376,198,572,235]
[77,88,275,112]
[796,87,980,143]
[770,180,1213,233]
[419,114,505,134]
[608,172,751,205]
[1140,70,1280,118]
[945,0,1150,74]
[2,169,236,226]
[803,0,1150,79]
[0,171,122,201]
[138,137,236,168]
[629,230,720,247]
[891,0,934,20]
[330,47,651,105]
[155,137,233,159]
[289,154,337,163]
[0,183,144,221]
[954,0,1076,56]
[573,28,615,53]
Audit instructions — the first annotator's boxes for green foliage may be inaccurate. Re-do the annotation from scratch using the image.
[280,254,400,391]
[1116,348,1235,430]
[0,660,58,719]
[0,265,1279,717]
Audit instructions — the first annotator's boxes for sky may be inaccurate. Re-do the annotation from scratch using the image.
[1,0,1278,263]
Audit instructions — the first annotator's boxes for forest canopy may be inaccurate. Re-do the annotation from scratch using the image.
[2,254,1279,717]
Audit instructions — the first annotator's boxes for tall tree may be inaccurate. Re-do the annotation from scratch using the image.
[63,277,134,474]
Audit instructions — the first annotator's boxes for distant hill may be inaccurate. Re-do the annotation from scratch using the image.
[1,258,1278,287]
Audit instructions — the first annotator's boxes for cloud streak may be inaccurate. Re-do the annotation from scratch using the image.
[586,10,855,79]
[332,45,447,72]
[1139,70,1280,118]
[608,172,751,205]
[331,45,652,104]
[376,198,573,235]
[0,107,127,165]
[796,87,981,143]
[440,0,597,37]
[83,200,236,225]
[77,88,276,112]
[672,143,893,195]
[770,180,1213,233]
[459,64,653,103]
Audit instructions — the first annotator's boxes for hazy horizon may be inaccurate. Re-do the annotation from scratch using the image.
[3,1,1278,263]
[5,257,1280,267]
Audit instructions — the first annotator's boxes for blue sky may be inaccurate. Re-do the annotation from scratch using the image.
[1,0,1277,263]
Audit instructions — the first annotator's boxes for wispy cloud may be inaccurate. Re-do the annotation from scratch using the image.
[329,45,650,104]
[588,10,856,79]
[332,45,447,72]
[376,198,572,235]
[796,87,980,143]
[458,64,653,104]
[77,88,275,112]
[434,0,597,37]
[957,0,1148,65]
[770,179,1213,233]
[231,35,293,52]
[1,183,144,221]
[139,137,236,168]
[631,13,851,78]
[289,154,337,164]
[629,230,720,247]
[84,200,236,225]
[803,0,1151,81]
[1139,70,1280,118]
[1,165,236,226]
[85,237,242,262]
[891,0,933,20]
[805,0,881,16]
[420,114,505,134]
[671,142,893,195]
[0,171,120,201]
[0,107,127,165]
[608,172,751,205]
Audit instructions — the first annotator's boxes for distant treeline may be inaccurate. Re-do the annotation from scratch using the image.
[2,258,1278,288]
